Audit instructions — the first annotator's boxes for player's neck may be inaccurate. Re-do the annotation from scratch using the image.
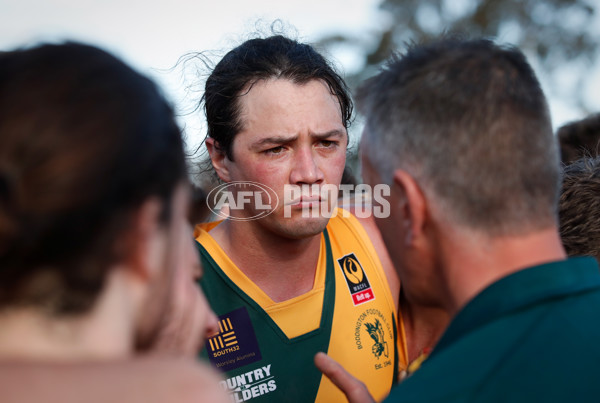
[211,220,322,302]
[0,268,136,361]
[399,295,450,362]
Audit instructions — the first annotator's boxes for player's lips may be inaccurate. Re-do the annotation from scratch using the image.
[285,196,323,206]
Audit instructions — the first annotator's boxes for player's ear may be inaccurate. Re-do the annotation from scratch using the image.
[392,169,427,247]
[205,138,231,182]
[121,197,166,283]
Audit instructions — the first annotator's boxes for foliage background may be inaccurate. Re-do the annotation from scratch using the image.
[315,0,599,172]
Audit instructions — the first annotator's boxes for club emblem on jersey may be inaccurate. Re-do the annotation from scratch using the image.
[365,319,389,359]
[354,308,394,371]
[338,253,375,305]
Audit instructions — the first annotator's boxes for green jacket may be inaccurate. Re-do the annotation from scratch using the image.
[386,257,600,402]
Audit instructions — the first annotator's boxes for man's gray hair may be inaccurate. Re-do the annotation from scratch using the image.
[357,37,560,236]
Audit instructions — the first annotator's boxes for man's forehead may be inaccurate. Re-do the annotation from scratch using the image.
[235,79,345,140]
[239,78,340,112]
[359,128,374,157]
[359,129,386,181]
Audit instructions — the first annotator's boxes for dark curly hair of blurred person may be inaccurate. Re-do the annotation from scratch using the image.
[0,42,187,316]
[557,113,600,165]
[559,156,600,264]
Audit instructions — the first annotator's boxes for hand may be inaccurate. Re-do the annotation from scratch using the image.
[314,352,376,403]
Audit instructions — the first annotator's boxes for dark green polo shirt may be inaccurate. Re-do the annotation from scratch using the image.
[385,257,600,402]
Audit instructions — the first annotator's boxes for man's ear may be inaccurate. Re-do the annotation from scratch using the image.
[392,169,428,247]
[121,197,166,283]
[205,138,231,182]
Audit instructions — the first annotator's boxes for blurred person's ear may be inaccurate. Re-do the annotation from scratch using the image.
[122,198,167,283]
[392,169,427,247]
[205,138,231,182]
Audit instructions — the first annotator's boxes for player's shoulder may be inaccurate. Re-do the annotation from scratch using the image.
[330,205,378,239]
[171,360,228,403]
[0,357,228,403]
[129,357,228,403]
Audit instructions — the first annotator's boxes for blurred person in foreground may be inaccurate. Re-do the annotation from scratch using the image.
[0,42,227,403]
[559,156,600,265]
[316,37,600,402]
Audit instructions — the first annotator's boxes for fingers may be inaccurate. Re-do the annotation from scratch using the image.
[314,352,376,403]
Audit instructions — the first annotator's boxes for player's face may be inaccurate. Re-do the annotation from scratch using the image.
[221,78,347,239]
[137,184,219,355]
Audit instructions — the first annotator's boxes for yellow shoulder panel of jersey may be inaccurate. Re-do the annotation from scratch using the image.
[315,208,403,402]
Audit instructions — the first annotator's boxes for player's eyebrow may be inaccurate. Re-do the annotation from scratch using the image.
[251,135,298,149]
[310,129,346,140]
[250,129,346,150]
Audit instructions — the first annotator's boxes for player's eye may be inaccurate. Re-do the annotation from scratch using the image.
[318,140,337,148]
[265,146,285,155]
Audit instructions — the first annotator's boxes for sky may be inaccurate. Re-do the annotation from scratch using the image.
[1,0,598,152]
[0,0,382,151]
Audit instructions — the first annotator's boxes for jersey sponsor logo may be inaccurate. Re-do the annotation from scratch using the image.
[354,308,393,370]
[206,307,262,372]
[209,317,238,352]
[337,253,375,305]
[220,364,277,402]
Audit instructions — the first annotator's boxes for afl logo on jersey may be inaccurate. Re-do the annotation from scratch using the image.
[338,253,375,305]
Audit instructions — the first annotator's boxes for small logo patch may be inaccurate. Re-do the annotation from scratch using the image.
[208,317,238,352]
[205,307,261,372]
[338,253,375,305]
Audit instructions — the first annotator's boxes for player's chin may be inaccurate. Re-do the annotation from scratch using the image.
[278,217,330,239]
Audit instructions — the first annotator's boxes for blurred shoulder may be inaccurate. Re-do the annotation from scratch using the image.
[0,357,228,403]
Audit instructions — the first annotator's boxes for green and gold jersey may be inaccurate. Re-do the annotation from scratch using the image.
[196,208,406,402]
